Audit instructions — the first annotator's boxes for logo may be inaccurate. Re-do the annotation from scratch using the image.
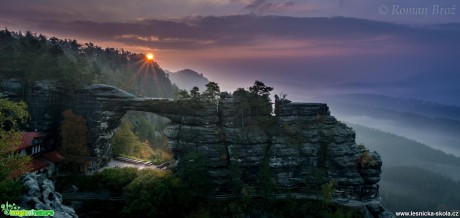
[378,5,389,15]
[1,202,54,217]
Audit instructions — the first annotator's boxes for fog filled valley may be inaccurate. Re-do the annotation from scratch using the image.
[311,94,460,156]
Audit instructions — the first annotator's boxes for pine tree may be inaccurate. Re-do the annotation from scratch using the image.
[190,86,200,100]
[202,82,220,104]
[233,88,251,127]
[177,89,190,100]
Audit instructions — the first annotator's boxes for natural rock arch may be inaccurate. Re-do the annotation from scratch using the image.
[1,81,391,216]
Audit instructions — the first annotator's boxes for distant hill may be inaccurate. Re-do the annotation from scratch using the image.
[387,69,460,106]
[166,69,209,91]
[333,68,460,106]
[314,93,460,121]
[395,68,460,91]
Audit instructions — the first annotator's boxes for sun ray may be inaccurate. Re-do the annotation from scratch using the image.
[126,53,162,96]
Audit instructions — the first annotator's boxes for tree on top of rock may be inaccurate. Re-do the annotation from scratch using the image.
[249,80,273,100]
[233,88,251,127]
[190,86,200,100]
[249,80,273,120]
[233,81,274,128]
[202,82,220,104]
[177,89,190,100]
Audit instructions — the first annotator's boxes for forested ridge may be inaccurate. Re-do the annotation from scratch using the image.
[0,29,176,97]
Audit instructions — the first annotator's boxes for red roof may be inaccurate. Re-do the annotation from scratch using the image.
[43,151,65,163]
[18,132,42,150]
[31,159,49,172]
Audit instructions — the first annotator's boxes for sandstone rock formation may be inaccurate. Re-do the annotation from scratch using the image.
[1,80,394,217]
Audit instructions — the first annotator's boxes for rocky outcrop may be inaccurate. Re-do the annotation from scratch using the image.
[21,173,78,218]
[0,80,393,217]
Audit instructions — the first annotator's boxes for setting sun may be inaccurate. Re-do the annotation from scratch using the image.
[145,53,154,61]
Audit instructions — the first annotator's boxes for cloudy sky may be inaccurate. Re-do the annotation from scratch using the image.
[1,0,459,95]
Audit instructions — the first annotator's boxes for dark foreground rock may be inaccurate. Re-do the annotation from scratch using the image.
[22,173,78,218]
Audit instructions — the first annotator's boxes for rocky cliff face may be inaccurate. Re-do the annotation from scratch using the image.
[167,94,392,217]
[0,80,393,217]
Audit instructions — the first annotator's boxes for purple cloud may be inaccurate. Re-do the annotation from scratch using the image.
[244,0,296,12]
[21,15,458,57]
